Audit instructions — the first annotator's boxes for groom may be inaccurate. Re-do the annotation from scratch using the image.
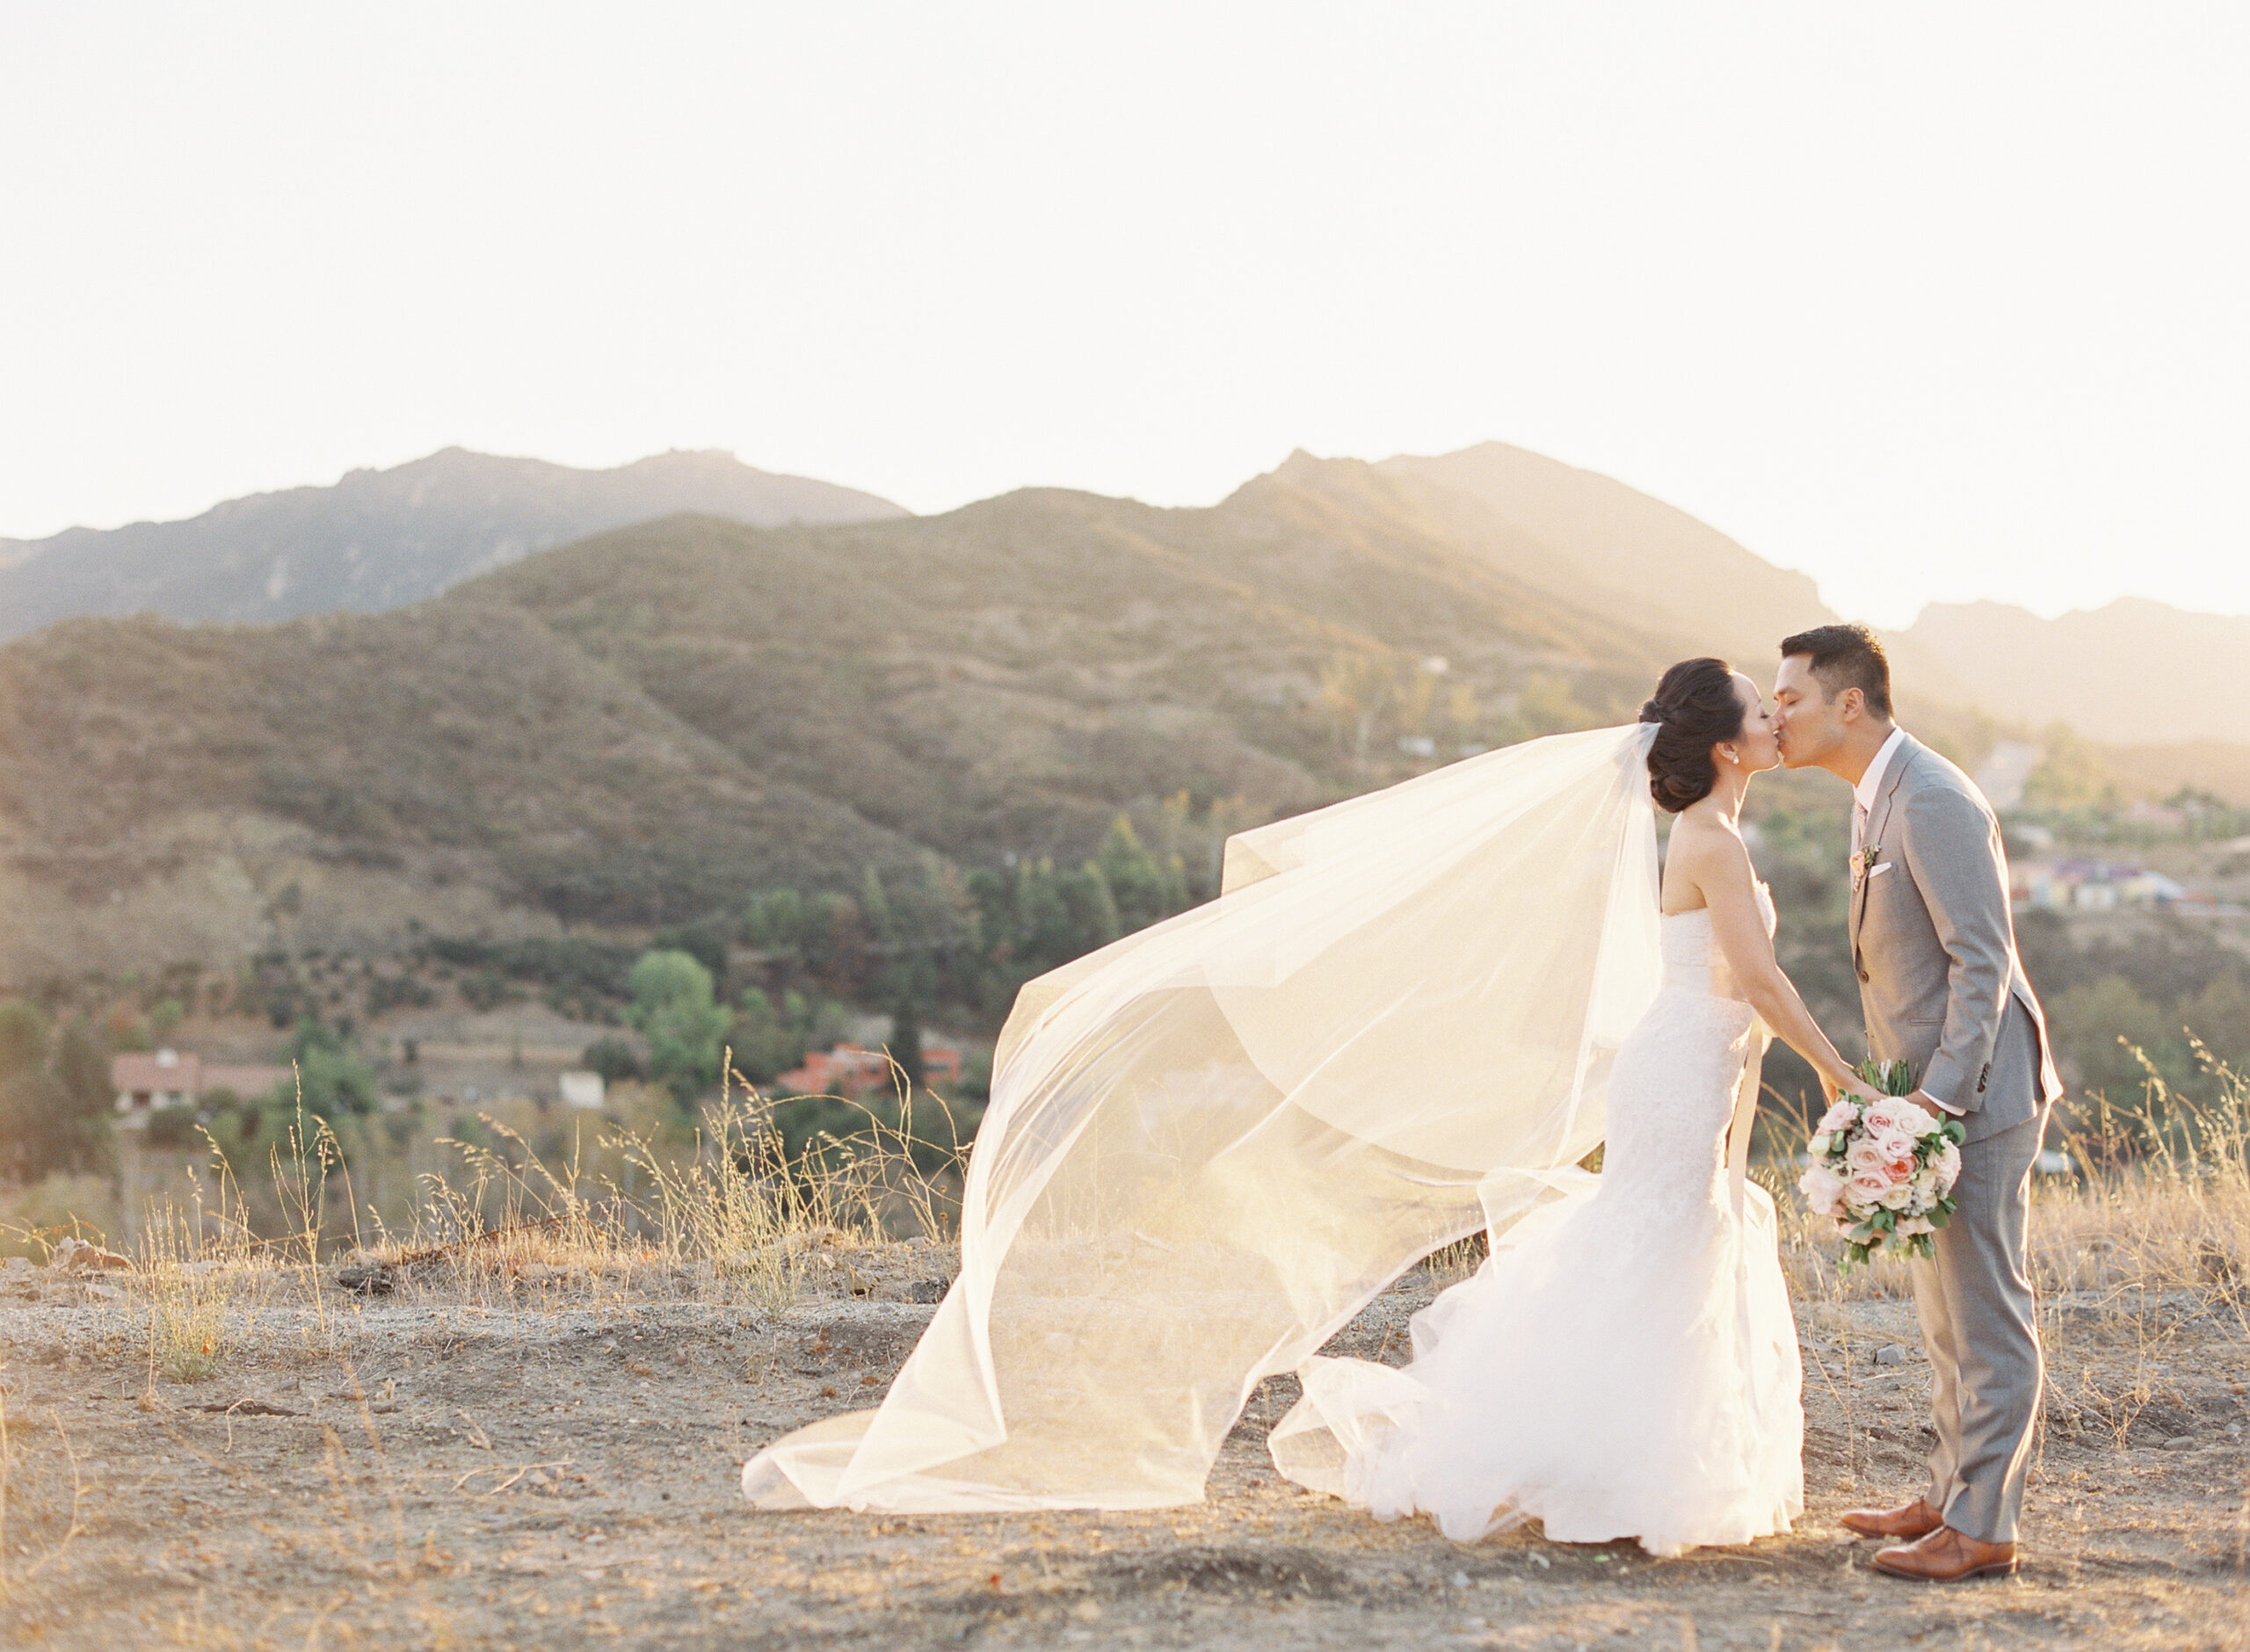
[1774,624,2062,1583]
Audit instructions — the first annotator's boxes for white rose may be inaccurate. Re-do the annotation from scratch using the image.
[1891,1099,1937,1138]
[1898,1214,1934,1236]
[1798,1163,1847,1218]
[1879,1184,1914,1211]
[1818,1100,1859,1134]
[1935,1141,1963,1188]
[1808,1132,1833,1157]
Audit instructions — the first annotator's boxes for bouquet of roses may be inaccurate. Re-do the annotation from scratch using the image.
[1797,1057,1966,1269]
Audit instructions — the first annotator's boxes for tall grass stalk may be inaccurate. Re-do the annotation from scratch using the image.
[138,1201,233,1384]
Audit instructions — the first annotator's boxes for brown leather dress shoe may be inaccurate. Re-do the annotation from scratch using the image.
[1839,1498,1944,1540]
[1870,1525,2019,1582]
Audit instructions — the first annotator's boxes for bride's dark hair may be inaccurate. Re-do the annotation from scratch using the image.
[1639,657,1745,813]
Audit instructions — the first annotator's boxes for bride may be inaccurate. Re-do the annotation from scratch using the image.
[1271,657,1874,1554]
[744,656,1873,1556]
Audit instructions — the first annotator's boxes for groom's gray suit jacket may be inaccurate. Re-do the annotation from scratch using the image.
[1854,731,2060,1543]
[1851,734,2062,1137]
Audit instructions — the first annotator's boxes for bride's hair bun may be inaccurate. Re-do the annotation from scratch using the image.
[1640,657,1744,813]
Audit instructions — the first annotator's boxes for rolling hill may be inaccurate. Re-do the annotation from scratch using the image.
[2,449,1787,982]
[1904,597,2250,747]
[0,447,906,641]
[34,440,2219,987]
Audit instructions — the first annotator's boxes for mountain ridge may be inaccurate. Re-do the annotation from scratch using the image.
[7,440,2241,989]
[0,447,907,641]
[1903,596,2250,746]
[0,452,1734,982]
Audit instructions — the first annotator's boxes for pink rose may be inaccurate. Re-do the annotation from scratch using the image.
[1848,1168,1890,1205]
[1818,1100,1858,1134]
[1934,1141,1963,1189]
[1864,1102,1901,1135]
[1846,1138,1889,1177]
[1870,1128,1916,1162]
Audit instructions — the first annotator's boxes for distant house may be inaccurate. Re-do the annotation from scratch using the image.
[773,1041,965,1096]
[112,1048,291,1129]
[2013,859,2193,912]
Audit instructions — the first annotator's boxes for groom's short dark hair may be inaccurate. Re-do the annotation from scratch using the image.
[1780,623,1892,719]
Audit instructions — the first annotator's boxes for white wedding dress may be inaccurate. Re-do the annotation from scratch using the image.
[742,725,1798,1543]
[1268,885,1804,1556]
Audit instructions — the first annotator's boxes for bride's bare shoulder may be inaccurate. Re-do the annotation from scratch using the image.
[1662,808,1754,909]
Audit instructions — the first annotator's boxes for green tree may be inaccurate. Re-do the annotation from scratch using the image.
[626,949,730,1104]
[650,917,731,992]
[2047,973,2188,1126]
[1094,815,1187,931]
[728,987,809,1087]
[743,888,807,953]
[266,1019,380,1121]
[2181,973,2250,1076]
[888,1000,925,1091]
[0,1004,114,1179]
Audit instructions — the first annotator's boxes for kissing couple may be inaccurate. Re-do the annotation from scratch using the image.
[744,623,2060,1585]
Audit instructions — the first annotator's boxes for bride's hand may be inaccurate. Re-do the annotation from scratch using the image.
[1833,1076,1883,1107]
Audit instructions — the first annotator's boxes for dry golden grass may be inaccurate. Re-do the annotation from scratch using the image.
[0,1059,2244,1649]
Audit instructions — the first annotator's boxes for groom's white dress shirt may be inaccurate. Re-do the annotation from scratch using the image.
[1851,725,1908,854]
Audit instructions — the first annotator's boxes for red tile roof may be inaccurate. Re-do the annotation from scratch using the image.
[111,1051,289,1101]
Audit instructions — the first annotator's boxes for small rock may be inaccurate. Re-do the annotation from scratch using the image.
[1874,1344,1910,1366]
[51,1237,132,1273]
[1071,1600,1102,1624]
[907,1279,947,1304]
[2161,1434,2197,1451]
[191,1398,304,1418]
[1452,1569,1471,1589]
[336,1263,396,1296]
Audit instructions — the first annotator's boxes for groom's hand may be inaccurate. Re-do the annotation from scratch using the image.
[1909,1087,1963,1119]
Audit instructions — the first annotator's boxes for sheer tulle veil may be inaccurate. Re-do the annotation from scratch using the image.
[742,721,1666,1512]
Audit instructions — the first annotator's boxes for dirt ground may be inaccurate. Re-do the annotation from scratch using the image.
[0,1248,2244,1651]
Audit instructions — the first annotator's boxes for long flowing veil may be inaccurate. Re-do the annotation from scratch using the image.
[742,722,1665,1512]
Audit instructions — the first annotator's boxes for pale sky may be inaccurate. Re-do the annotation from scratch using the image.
[4,4,2245,628]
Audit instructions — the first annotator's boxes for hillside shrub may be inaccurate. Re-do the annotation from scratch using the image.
[625,950,730,1105]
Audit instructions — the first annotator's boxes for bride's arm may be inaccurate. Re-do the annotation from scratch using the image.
[1674,823,1870,1101]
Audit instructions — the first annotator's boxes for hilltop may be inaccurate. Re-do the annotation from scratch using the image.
[0,447,906,641]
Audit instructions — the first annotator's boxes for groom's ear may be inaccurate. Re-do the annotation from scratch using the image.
[1839,685,1867,722]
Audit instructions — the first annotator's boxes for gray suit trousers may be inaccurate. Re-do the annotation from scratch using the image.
[1912,1070,2043,1543]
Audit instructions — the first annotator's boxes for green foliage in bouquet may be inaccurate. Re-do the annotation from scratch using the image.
[1854,1055,1919,1098]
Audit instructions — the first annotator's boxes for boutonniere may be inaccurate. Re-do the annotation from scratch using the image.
[1851,844,1881,889]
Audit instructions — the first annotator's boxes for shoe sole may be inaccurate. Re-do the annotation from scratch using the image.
[1841,1524,1942,1541]
[1869,1555,2018,1583]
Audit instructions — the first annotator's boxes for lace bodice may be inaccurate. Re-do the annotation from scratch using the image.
[1660,881,1775,1001]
